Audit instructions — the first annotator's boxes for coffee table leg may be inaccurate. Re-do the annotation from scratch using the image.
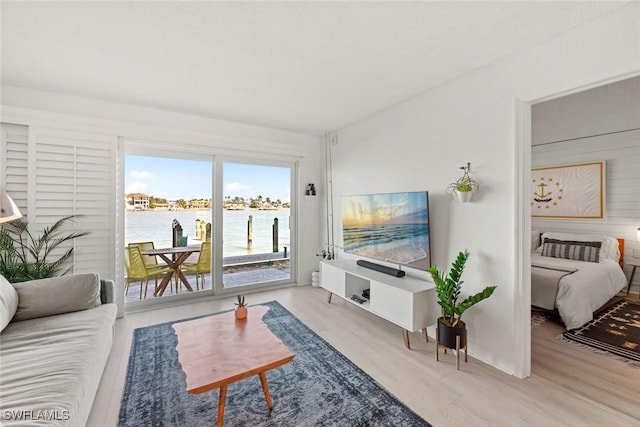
[217,385,227,427]
[258,372,273,410]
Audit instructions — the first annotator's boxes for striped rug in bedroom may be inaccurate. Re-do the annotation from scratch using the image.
[562,299,640,364]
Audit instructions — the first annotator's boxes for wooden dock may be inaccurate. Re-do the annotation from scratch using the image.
[125,251,290,302]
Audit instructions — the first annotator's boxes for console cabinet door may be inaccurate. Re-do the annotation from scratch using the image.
[320,262,346,297]
[369,281,413,330]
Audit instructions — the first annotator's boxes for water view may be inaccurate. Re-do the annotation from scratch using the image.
[125,209,291,257]
[123,156,292,296]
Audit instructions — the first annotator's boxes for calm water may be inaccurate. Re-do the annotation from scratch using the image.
[125,209,290,256]
[343,223,430,269]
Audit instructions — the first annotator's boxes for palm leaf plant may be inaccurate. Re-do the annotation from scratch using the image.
[0,215,89,283]
[426,250,497,327]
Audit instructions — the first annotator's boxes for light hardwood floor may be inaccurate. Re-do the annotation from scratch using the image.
[88,286,640,427]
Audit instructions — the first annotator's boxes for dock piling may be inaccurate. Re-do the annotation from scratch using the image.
[247,215,253,250]
[272,218,279,252]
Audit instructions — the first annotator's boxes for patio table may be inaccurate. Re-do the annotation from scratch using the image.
[142,245,201,297]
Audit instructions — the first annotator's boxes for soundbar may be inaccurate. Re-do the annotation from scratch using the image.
[356,259,405,277]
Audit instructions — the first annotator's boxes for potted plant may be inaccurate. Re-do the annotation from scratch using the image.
[446,164,479,203]
[234,294,248,319]
[426,250,496,350]
[0,215,89,283]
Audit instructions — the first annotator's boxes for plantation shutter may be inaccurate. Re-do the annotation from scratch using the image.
[28,127,117,280]
[1,123,29,216]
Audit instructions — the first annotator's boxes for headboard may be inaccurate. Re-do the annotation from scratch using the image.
[617,238,624,267]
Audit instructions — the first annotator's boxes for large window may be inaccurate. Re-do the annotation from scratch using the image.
[123,153,295,306]
[220,161,291,289]
[124,155,212,303]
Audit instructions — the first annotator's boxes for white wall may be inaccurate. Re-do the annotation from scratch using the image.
[329,3,640,376]
[1,87,324,308]
[532,76,640,294]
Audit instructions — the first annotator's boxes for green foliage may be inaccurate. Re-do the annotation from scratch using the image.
[0,215,89,283]
[235,294,246,308]
[447,174,478,193]
[427,250,497,327]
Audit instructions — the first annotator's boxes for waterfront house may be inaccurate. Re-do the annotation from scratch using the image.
[126,193,150,211]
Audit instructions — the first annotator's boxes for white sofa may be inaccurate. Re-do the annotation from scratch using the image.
[0,273,117,427]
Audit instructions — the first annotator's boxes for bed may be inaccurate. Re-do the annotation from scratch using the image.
[531,231,627,330]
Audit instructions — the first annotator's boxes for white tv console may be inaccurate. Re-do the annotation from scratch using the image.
[320,258,435,349]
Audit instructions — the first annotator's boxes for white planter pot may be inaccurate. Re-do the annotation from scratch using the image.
[455,190,474,203]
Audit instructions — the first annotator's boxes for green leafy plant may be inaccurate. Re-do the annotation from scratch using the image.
[0,215,89,283]
[447,172,479,193]
[234,294,246,308]
[426,250,497,327]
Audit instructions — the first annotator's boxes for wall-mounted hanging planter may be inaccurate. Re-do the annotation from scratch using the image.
[447,162,478,203]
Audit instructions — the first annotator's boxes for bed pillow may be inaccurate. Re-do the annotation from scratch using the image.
[537,232,619,263]
[541,238,602,263]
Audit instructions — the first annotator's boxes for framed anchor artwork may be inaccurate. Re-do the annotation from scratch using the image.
[531,161,604,219]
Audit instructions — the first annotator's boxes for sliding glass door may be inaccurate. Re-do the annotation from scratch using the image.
[124,154,212,304]
[219,161,292,290]
[123,150,296,307]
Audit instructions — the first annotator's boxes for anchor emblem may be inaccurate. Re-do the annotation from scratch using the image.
[532,177,563,209]
[533,182,552,203]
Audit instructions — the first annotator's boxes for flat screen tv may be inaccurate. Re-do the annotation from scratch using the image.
[342,191,431,270]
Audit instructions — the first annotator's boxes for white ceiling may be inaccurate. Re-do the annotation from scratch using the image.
[0,1,631,135]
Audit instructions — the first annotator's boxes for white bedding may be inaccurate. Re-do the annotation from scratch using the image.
[531,253,627,330]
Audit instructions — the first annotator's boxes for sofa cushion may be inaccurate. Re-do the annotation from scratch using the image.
[0,275,19,332]
[12,273,101,322]
[0,304,117,427]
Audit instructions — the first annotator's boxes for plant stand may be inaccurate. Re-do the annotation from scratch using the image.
[435,324,468,370]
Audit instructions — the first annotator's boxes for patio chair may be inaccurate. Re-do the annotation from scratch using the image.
[182,240,211,290]
[126,245,173,299]
[128,241,168,293]
[129,241,166,267]
[124,247,138,297]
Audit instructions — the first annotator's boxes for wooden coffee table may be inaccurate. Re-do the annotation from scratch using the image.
[172,305,295,427]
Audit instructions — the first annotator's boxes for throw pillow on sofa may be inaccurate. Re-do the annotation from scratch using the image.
[12,273,102,322]
[0,274,19,332]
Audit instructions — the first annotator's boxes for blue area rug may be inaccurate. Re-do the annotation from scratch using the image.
[118,301,430,426]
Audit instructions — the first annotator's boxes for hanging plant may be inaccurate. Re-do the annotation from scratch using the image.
[446,163,479,202]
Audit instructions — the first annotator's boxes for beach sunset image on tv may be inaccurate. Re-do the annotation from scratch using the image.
[342,191,431,270]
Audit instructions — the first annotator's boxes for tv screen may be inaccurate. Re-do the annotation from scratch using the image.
[342,191,431,270]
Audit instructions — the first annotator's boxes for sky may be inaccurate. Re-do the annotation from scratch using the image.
[342,191,427,226]
[125,155,291,202]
